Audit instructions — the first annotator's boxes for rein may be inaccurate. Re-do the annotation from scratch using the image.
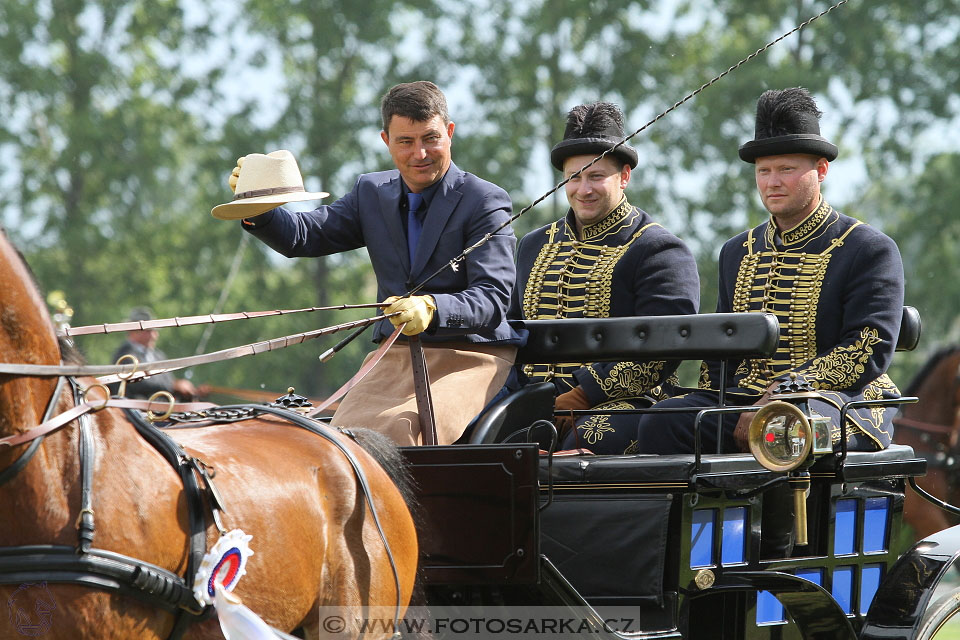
[64,302,389,336]
[893,416,956,438]
[0,325,403,453]
[0,313,395,381]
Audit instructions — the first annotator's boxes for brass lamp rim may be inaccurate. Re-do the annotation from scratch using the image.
[748,400,813,472]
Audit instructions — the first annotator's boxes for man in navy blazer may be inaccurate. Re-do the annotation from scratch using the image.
[224,81,520,445]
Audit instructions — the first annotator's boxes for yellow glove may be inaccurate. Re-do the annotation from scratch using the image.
[383,295,437,336]
[227,156,245,193]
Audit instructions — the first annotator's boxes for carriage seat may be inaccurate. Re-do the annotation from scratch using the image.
[896,305,921,351]
[457,381,555,446]
[463,313,780,445]
[463,308,918,447]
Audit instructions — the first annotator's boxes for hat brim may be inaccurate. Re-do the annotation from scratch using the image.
[551,138,639,171]
[738,134,838,163]
[211,190,329,220]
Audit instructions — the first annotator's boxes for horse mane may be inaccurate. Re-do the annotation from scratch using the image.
[904,345,960,395]
[58,336,85,366]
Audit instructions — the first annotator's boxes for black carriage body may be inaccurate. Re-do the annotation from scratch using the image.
[400,312,948,639]
[403,444,924,639]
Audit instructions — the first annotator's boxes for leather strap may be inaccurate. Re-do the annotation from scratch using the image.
[893,415,955,437]
[65,303,388,337]
[408,335,437,445]
[0,376,65,486]
[0,397,216,450]
[307,325,403,417]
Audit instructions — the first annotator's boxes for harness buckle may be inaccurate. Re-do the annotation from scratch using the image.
[74,507,95,529]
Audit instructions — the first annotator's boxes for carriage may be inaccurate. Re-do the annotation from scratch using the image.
[398,308,960,639]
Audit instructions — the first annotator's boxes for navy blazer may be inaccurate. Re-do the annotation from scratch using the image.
[244,162,519,344]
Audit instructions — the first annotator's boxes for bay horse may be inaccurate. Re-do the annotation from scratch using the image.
[895,345,960,540]
[0,228,418,639]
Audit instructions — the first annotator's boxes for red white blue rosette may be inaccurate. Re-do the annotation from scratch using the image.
[193,529,254,607]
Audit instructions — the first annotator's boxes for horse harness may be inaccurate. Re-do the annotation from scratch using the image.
[0,378,404,640]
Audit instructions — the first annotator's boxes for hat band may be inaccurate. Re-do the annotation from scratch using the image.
[233,185,305,201]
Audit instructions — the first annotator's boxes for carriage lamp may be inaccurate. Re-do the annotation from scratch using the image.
[748,389,833,547]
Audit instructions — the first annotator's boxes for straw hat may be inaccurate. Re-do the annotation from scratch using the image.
[211,150,329,220]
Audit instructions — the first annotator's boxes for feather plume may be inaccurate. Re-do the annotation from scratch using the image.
[754,88,823,138]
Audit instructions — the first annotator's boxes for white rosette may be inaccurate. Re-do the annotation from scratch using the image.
[192,529,254,607]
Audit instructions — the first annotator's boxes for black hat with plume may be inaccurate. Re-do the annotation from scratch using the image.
[550,102,638,171]
[738,87,838,163]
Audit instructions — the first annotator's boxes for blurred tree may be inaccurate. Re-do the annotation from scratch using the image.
[0,0,217,362]
[873,152,960,382]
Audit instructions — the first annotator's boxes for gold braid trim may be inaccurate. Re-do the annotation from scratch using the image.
[588,360,666,399]
[803,327,883,390]
[576,400,637,446]
[581,198,632,240]
[521,205,663,397]
[698,361,711,389]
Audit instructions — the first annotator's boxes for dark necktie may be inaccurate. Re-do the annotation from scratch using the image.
[406,191,424,263]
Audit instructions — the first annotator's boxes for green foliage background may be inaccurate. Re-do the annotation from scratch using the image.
[1,0,958,400]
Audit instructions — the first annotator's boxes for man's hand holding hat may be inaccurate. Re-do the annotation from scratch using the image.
[383,295,437,336]
[228,156,245,193]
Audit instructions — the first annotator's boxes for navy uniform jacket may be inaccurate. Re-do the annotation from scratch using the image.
[244,162,519,344]
[700,200,904,448]
[511,199,700,405]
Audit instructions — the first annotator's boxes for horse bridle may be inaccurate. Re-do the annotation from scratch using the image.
[0,373,215,639]
[0,377,64,488]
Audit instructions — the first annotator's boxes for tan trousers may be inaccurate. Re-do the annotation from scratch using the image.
[330,342,516,446]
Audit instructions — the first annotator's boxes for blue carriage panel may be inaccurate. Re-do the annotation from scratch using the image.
[756,590,786,626]
[834,498,857,556]
[690,508,716,569]
[796,567,822,586]
[721,506,747,566]
[860,564,884,615]
[862,497,890,553]
[832,566,855,615]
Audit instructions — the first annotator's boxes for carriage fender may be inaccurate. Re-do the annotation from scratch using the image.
[860,524,960,639]
[689,570,857,640]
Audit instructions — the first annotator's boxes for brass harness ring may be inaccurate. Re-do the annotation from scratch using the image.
[146,391,175,422]
[81,383,110,411]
